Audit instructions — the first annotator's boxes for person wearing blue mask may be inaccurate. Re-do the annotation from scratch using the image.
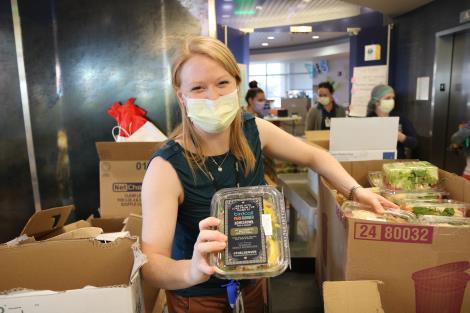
[141,36,396,313]
[305,81,346,130]
[367,84,418,159]
[244,81,267,118]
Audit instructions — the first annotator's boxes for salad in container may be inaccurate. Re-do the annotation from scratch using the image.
[417,215,470,227]
[401,200,470,217]
[382,161,439,191]
[210,186,290,280]
[382,189,450,206]
[341,201,417,224]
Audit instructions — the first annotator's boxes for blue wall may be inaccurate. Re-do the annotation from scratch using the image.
[217,24,250,65]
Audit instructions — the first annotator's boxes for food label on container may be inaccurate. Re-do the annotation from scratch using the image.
[225,197,267,266]
[262,214,273,236]
[354,222,434,244]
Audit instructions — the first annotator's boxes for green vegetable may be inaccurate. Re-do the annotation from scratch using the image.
[411,207,455,216]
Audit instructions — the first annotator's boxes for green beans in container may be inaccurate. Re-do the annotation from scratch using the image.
[210,186,290,280]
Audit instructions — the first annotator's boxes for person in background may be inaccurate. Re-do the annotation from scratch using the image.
[450,121,470,181]
[367,84,418,159]
[141,36,396,313]
[305,81,346,131]
[244,80,267,118]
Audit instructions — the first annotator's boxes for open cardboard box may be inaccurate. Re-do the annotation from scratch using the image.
[11,206,161,312]
[0,236,145,313]
[317,160,470,313]
[323,280,384,313]
[96,142,164,218]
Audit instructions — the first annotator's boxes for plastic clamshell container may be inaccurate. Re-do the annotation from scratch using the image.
[402,200,470,217]
[368,171,384,188]
[417,215,470,227]
[381,189,450,205]
[382,161,439,191]
[341,201,417,224]
[210,186,290,280]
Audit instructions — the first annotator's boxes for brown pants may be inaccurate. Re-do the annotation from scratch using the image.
[166,279,267,313]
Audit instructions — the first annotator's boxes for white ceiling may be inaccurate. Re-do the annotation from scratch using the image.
[250,31,347,49]
[343,0,433,16]
[218,0,362,30]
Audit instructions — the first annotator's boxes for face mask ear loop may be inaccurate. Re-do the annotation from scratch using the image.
[112,126,131,142]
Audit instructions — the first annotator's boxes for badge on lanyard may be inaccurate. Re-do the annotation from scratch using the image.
[325,117,331,128]
[224,280,245,313]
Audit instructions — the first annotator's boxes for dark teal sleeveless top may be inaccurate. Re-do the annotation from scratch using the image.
[151,112,265,296]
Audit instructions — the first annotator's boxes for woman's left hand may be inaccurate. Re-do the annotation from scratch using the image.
[353,187,399,214]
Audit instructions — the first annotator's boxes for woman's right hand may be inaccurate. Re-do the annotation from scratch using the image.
[188,217,228,286]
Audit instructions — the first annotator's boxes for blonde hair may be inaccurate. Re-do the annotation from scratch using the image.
[170,36,256,177]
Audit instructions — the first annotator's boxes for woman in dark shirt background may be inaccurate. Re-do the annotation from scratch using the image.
[367,84,418,159]
[305,81,346,130]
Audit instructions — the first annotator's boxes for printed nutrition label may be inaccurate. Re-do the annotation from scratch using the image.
[354,222,434,244]
[225,197,267,266]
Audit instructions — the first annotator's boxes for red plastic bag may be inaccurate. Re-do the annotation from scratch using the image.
[107,98,147,138]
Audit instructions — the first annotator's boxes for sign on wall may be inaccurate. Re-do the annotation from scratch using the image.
[349,65,388,117]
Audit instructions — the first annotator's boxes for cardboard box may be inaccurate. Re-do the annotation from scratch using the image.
[317,160,470,313]
[0,236,145,313]
[122,214,164,313]
[323,280,384,313]
[96,142,164,218]
[305,130,330,150]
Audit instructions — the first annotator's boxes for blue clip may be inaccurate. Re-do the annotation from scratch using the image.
[222,280,239,308]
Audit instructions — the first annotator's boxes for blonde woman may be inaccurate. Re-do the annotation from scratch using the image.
[141,36,396,313]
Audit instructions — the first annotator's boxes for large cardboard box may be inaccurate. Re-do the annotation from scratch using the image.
[317,160,470,313]
[323,280,384,313]
[305,130,330,150]
[96,142,164,217]
[0,236,145,313]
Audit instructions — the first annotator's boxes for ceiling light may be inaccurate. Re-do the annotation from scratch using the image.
[267,36,275,40]
[302,0,312,2]
[261,42,269,46]
[290,25,312,33]
[222,14,231,18]
[222,4,233,10]
[256,6,263,10]
[312,35,320,39]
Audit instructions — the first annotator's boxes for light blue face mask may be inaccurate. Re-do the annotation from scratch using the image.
[184,89,240,133]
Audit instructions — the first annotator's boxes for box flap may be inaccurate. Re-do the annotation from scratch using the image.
[21,205,74,238]
[88,216,126,233]
[96,142,164,161]
[46,227,104,241]
[330,117,398,152]
[323,280,384,313]
[122,214,142,238]
[0,237,137,292]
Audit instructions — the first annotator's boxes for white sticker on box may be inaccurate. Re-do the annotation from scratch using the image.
[262,214,273,236]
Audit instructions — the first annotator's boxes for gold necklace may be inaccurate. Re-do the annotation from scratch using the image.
[209,152,230,172]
